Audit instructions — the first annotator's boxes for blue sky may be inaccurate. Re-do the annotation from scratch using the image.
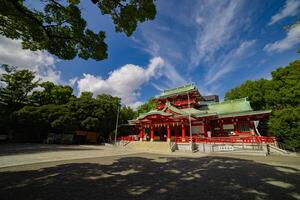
[1,0,300,108]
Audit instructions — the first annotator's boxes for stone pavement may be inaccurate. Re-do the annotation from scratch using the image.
[0,149,299,200]
[0,144,299,170]
[0,144,146,168]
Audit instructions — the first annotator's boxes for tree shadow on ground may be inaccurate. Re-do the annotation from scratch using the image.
[0,156,299,200]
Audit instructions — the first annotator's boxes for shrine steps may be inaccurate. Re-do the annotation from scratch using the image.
[117,141,293,156]
[123,141,172,153]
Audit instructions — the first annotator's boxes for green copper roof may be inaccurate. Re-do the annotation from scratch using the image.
[181,108,205,114]
[208,98,252,114]
[159,84,197,98]
[137,110,173,120]
[218,110,272,118]
[130,98,271,124]
[164,101,187,115]
[164,102,211,117]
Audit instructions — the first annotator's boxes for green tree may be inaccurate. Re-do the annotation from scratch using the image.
[30,81,74,105]
[0,0,156,61]
[225,60,300,149]
[0,65,38,111]
[94,94,120,138]
[120,106,137,124]
[225,61,300,110]
[137,99,157,114]
[14,104,57,141]
[269,106,300,150]
[0,66,140,142]
[0,65,38,137]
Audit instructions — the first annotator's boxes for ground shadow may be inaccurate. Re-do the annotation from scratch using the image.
[0,155,299,200]
[0,144,102,156]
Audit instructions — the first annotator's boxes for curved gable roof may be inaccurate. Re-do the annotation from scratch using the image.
[137,110,173,120]
[208,98,253,114]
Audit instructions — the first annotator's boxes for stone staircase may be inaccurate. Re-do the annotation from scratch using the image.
[269,144,292,155]
[123,141,172,153]
[118,141,296,156]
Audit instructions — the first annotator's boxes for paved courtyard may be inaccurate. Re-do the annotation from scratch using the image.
[0,144,299,200]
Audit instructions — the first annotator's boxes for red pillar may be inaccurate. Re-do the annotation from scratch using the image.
[167,126,171,142]
[234,122,238,135]
[181,125,186,142]
[150,127,154,141]
[220,120,224,136]
[249,121,255,136]
[139,127,143,141]
[204,122,207,137]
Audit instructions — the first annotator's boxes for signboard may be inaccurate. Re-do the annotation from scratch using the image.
[218,145,234,151]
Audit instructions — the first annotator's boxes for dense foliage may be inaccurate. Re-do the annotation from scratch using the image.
[0,0,156,61]
[136,99,157,114]
[0,65,135,142]
[225,60,300,149]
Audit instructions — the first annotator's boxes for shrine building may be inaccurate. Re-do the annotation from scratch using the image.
[123,84,272,143]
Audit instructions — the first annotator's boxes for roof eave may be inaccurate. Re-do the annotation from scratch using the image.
[218,110,272,118]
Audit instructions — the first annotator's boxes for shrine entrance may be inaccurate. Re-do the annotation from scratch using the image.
[128,111,191,142]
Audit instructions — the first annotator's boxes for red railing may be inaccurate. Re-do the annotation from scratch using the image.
[174,136,276,144]
[117,135,138,141]
[118,135,277,144]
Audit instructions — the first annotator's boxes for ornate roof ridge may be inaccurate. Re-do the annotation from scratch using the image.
[209,97,248,105]
[163,83,195,92]
[158,83,198,98]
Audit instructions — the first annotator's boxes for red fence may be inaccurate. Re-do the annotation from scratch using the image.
[174,136,276,144]
[117,135,138,141]
[118,135,277,144]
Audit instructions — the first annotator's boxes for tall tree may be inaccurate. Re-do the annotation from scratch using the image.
[225,60,300,149]
[0,0,156,61]
[0,64,38,111]
[269,106,300,150]
[225,61,300,110]
[30,81,74,105]
[137,99,157,114]
[0,65,38,137]
[120,106,136,124]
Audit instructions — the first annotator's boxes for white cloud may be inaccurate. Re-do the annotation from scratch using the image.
[264,24,300,52]
[128,101,144,110]
[68,77,78,87]
[190,0,242,67]
[268,0,300,25]
[134,0,254,97]
[77,57,165,106]
[195,16,204,25]
[0,36,61,84]
[205,40,256,85]
[134,12,189,89]
[151,83,164,92]
[133,35,187,89]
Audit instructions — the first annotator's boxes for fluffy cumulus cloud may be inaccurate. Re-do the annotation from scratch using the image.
[268,0,300,25]
[0,36,61,83]
[77,57,165,107]
[264,24,300,52]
